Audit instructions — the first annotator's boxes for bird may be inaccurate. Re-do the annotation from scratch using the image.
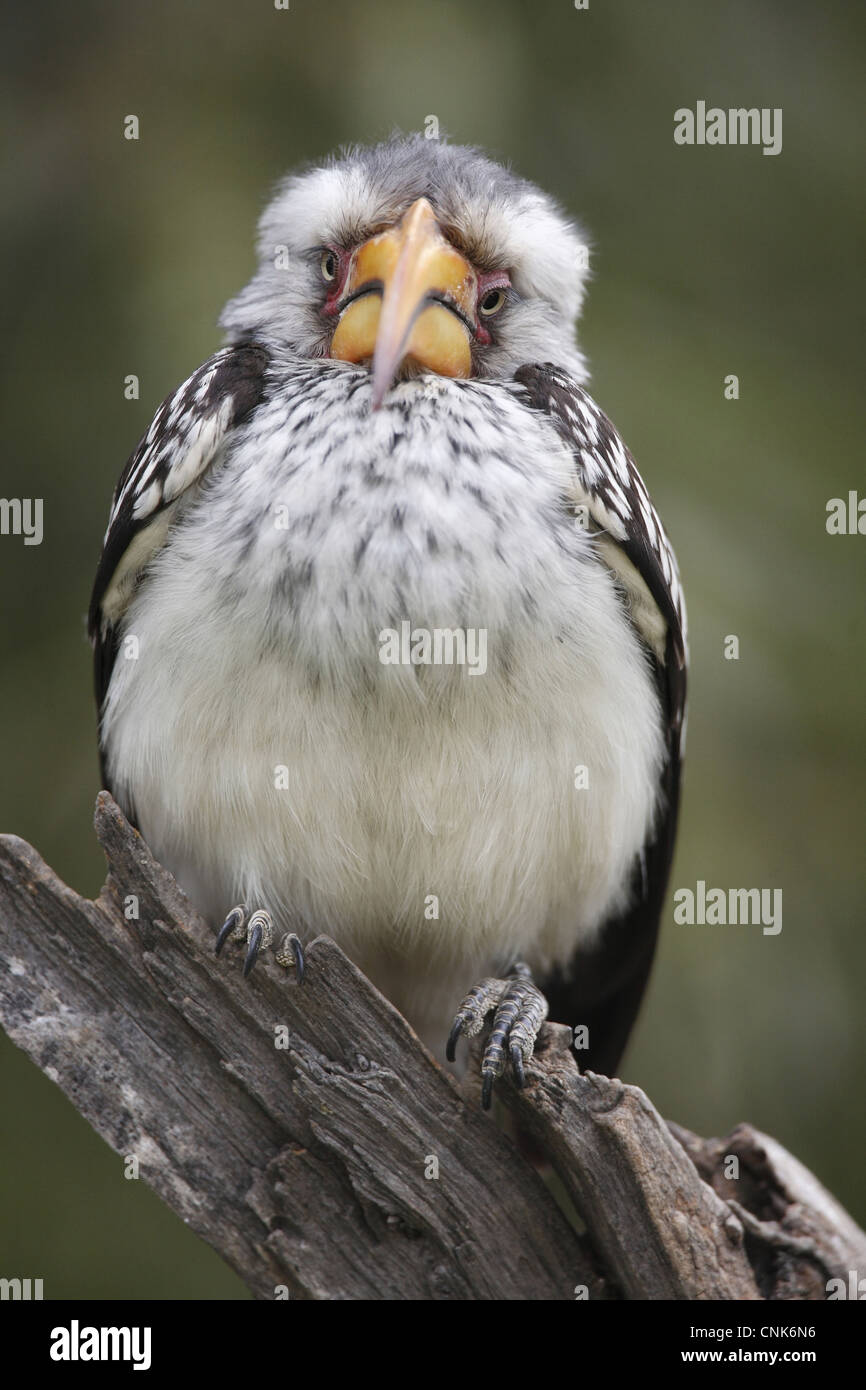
[89,134,687,1109]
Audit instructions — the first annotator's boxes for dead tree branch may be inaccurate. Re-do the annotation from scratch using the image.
[0,795,862,1300]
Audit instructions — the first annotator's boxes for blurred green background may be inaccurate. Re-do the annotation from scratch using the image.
[1,0,864,1297]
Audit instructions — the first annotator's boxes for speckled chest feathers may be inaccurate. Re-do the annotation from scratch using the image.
[102,362,665,1052]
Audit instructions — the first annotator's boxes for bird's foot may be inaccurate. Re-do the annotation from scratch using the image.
[447,962,548,1110]
[214,905,305,982]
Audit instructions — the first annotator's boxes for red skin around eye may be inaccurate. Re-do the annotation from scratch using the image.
[474,269,512,344]
[321,248,351,317]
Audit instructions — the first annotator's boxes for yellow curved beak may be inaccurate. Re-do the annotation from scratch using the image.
[330,198,476,408]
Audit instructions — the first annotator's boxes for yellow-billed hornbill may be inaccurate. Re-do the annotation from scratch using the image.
[89,135,687,1108]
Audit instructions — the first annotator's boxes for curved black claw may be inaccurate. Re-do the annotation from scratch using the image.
[243,923,263,977]
[275,931,305,985]
[242,909,273,978]
[481,1072,494,1111]
[448,966,547,1110]
[446,1017,463,1064]
[215,904,245,956]
[292,936,306,985]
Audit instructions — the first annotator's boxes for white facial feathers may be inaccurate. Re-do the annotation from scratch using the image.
[220,134,590,381]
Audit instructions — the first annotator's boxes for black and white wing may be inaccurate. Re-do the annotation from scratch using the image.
[514,363,688,1077]
[88,343,269,787]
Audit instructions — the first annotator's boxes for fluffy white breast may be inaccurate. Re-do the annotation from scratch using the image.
[102,364,664,1049]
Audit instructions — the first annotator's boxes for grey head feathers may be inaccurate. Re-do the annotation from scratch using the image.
[220,133,590,383]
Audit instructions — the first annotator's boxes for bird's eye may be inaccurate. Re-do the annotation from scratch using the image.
[479,288,506,317]
[320,250,338,282]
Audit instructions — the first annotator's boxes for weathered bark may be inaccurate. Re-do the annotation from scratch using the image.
[0,794,862,1301]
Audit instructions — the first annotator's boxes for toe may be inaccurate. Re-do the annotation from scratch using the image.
[242,909,273,977]
[215,905,245,956]
[447,977,508,1059]
[275,932,305,983]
